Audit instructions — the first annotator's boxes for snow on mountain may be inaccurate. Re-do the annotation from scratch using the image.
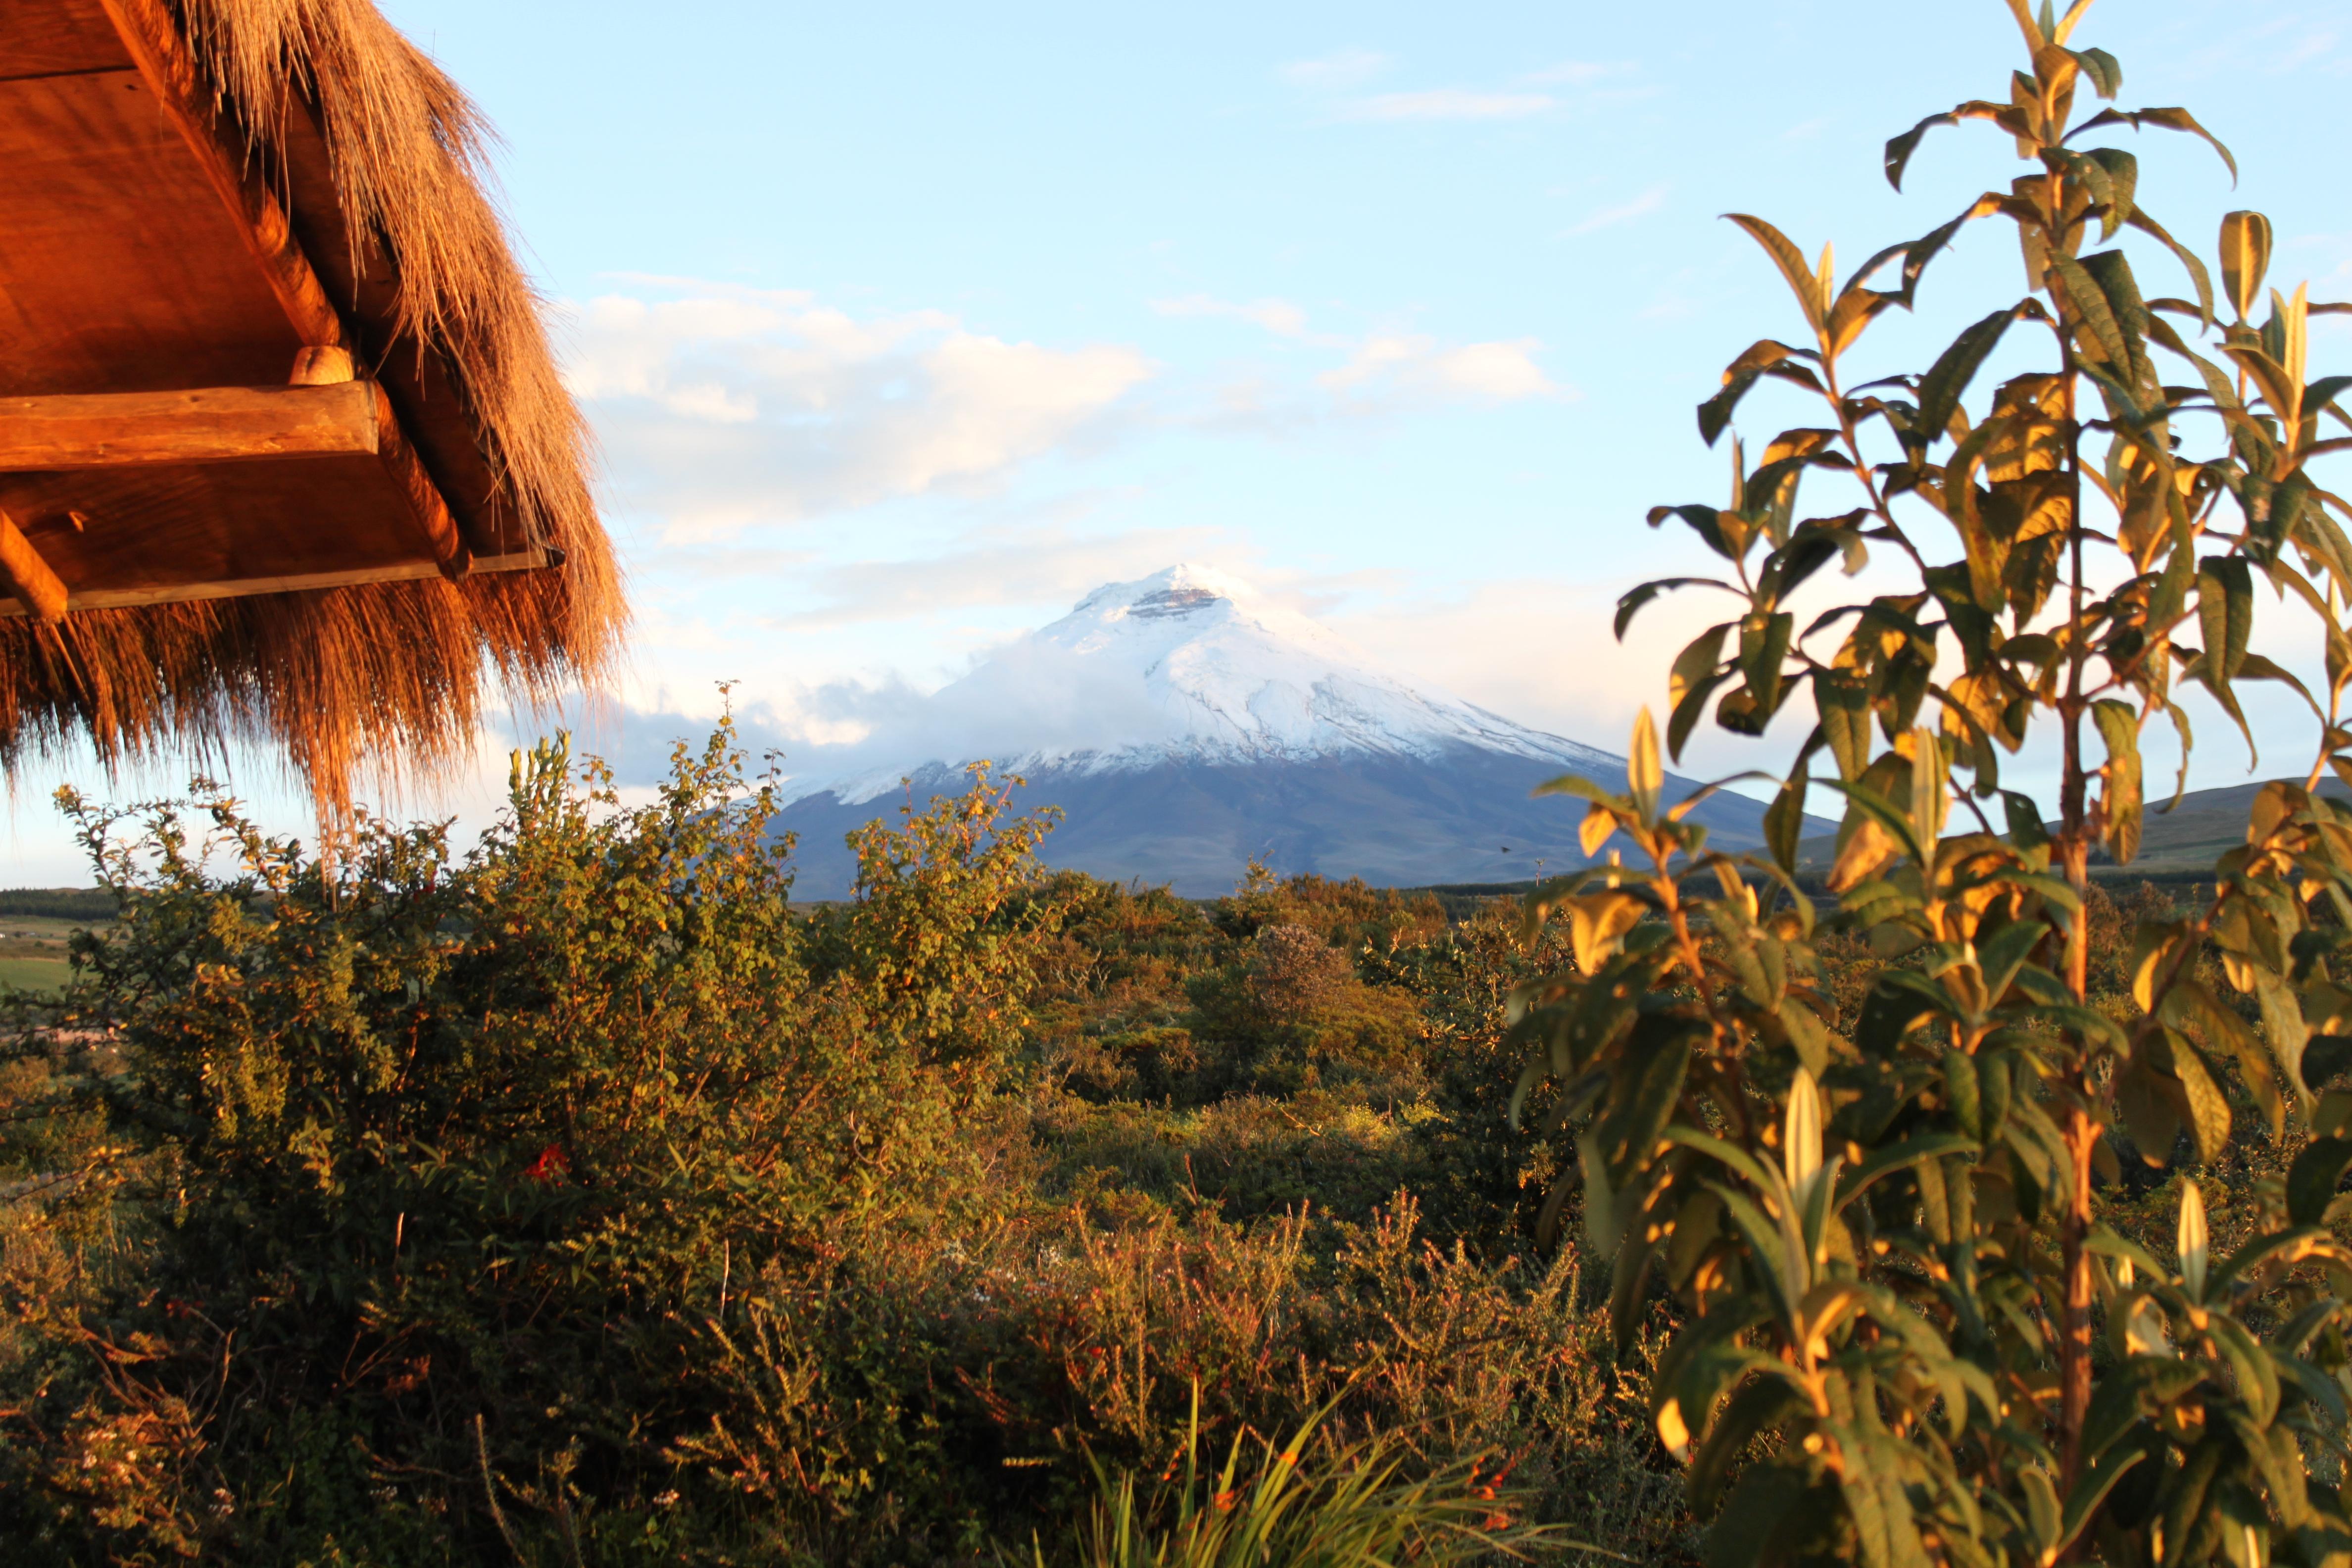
[786,564,1617,805]
[771,563,1810,897]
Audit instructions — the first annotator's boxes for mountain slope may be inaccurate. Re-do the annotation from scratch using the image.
[776,565,1824,897]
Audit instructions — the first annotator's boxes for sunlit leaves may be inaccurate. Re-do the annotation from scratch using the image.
[2177,1180,2208,1300]
[1562,9,2352,1568]
[2073,104,2239,183]
[1726,214,1830,335]
[1911,307,2018,456]
[2220,210,2273,323]
[2091,698,2143,865]
[1628,708,1664,822]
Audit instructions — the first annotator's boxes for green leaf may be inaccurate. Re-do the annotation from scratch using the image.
[2085,147,2138,237]
[1616,577,1734,640]
[1597,1035,1692,1191]
[2092,699,2143,865]
[1707,1180,1802,1329]
[2124,208,2216,327]
[2254,974,2310,1120]
[1666,1125,1782,1195]
[2169,1029,2233,1163]
[2082,1355,2204,1462]
[2049,254,2133,376]
[2197,553,2254,680]
[1630,708,1663,820]
[1705,1459,1816,1567]
[1818,778,1927,869]
[1978,918,2051,1003]
[1737,611,1794,722]
[1690,1378,1803,1516]
[1833,1422,1933,1568]
[2114,1054,2182,1167]
[2078,248,2157,393]
[1726,214,1827,331]
[1816,671,1872,783]
[1669,621,1732,722]
[1908,729,1948,850]
[2069,46,2122,99]
[2288,1136,2352,1226]
[1911,307,2016,453]
[2220,210,2273,323]
[2002,790,2053,857]
[1883,111,1964,191]
[1764,756,1809,876]
[2074,105,2238,184]
[1836,1129,1979,1208]
[1648,504,1738,561]
[2208,1314,2279,1426]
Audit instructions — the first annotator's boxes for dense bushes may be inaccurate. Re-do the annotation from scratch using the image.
[0,716,2311,1565]
[0,728,1675,1565]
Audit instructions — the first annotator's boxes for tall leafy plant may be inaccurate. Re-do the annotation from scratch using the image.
[1515,3,2352,1563]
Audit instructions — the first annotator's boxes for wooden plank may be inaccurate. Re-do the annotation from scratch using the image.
[88,0,481,576]
[0,510,67,621]
[0,453,455,591]
[0,384,379,471]
[0,71,299,395]
[0,550,555,619]
[0,0,130,80]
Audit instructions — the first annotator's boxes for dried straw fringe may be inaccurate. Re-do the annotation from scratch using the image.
[0,0,627,820]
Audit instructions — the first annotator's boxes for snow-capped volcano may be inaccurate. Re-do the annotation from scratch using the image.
[790,564,1616,804]
[774,564,1813,897]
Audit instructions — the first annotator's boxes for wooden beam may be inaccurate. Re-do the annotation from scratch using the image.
[92,0,480,575]
[367,383,470,578]
[0,384,379,471]
[0,509,67,622]
[290,346,356,386]
[0,550,557,620]
[94,0,347,355]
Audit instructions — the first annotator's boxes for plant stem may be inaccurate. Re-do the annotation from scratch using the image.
[2053,193,2096,1501]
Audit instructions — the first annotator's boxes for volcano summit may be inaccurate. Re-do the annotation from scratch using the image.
[773,565,1810,896]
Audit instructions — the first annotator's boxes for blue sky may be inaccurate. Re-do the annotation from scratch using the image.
[6,0,2352,880]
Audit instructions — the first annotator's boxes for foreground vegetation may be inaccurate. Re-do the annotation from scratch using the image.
[0,720,2300,1566]
[15,2,2352,1564]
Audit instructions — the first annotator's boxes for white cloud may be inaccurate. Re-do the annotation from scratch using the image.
[1319,334,1559,402]
[1151,293,1312,338]
[1566,186,1666,236]
[1281,48,1388,89]
[1345,88,1554,122]
[562,284,1153,542]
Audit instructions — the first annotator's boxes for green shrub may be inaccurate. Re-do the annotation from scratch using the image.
[1519,3,2352,1564]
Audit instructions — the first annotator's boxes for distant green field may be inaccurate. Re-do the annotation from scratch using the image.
[0,953,71,993]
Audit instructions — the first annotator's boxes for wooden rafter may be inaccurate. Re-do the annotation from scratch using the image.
[95,0,348,356]
[0,510,68,622]
[90,0,482,578]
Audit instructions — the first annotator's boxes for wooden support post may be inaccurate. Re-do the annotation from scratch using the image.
[0,510,68,622]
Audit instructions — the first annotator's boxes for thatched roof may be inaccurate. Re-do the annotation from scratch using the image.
[0,0,625,812]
